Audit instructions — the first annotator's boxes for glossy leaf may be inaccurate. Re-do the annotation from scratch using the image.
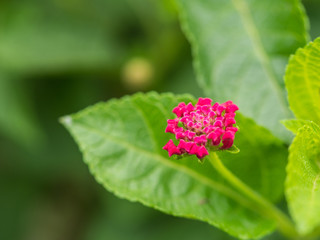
[286,122,320,234]
[62,92,289,239]
[285,37,320,124]
[176,0,308,142]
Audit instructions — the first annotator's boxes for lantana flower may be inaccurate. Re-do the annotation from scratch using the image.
[163,98,239,160]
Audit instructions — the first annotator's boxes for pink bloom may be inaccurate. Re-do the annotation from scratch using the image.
[224,112,235,118]
[212,102,219,111]
[163,98,239,160]
[167,118,179,126]
[189,144,200,155]
[197,97,212,106]
[165,124,175,134]
[221,131,235,149]
[175,131,186,140]
[216,105,226,116]
[186,102,195,112]
[225,117,236,127]
[185,130,195,140]
[178,139,194,152]
[194,135,207,145]
[163,139,182,157]
[222,100,239,113]
[196,146,209,159]
[226,127,238,132]
[207,128,225,146]
[213,120,223,128]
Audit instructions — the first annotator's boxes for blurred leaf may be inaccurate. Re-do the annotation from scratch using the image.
[285,122,320,234]
[0,74,42,149]
[0,180,37,240]
[176,0,309,142]
[84,191,236,240]
[162,63,203,97]
[0,1,123,72]
[285,37,320,124]
[302,0,320,39]
[282,119,315,135]
[61,92,293,239]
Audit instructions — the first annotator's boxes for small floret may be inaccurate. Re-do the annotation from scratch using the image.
[163,98,239,160]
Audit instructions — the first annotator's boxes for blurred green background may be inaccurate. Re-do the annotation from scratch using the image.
[0,1,319,239]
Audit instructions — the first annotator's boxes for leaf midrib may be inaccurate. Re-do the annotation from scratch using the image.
[76,120,259,212]
[231,0,290,117]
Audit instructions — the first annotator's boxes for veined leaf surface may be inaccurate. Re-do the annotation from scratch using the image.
[285,37,320,124]
[282,119,316,135]
[62,92,287,239]
[286,122,320,234]
[177,0,308,142]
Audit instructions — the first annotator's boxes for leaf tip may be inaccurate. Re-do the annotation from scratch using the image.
[59,115,73,126]
[224,145,240,154]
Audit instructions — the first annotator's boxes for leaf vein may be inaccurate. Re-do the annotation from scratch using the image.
[131,100,159,151]
[231,0,290,117]
[78,121,257,210]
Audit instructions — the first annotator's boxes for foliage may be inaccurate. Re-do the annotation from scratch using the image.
[285,38,320,124]
[284,38,320,236]
[176,0,308,143]
[2,0,320,240]
[62,1,320,239]
[61,92,288,239]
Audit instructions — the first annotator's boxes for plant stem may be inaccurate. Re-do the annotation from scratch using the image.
[209,152,299,239]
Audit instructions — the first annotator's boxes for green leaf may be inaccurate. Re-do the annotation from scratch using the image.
[285,37,320,124]
[176,0,308,142]
[61,92,288,239]
[221,115,287,203]
[222,145,240,154]
[286,122,320,234]
[281,119,315,135]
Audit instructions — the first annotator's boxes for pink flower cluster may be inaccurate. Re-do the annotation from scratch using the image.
[163,98,239,159]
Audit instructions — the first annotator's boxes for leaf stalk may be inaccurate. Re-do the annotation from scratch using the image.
[209,153,299,239]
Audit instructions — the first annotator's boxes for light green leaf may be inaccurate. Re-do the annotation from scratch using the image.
[62,92,288,239]
[176,0,308,142]
[281,119,315,135]
[285,37,320,124]
[222,145,240,154]
[286,122,320,234]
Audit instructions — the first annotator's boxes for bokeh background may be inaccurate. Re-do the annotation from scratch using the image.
[0,1,319,240]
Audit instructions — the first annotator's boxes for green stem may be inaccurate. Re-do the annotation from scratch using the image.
[209,152,299,239]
